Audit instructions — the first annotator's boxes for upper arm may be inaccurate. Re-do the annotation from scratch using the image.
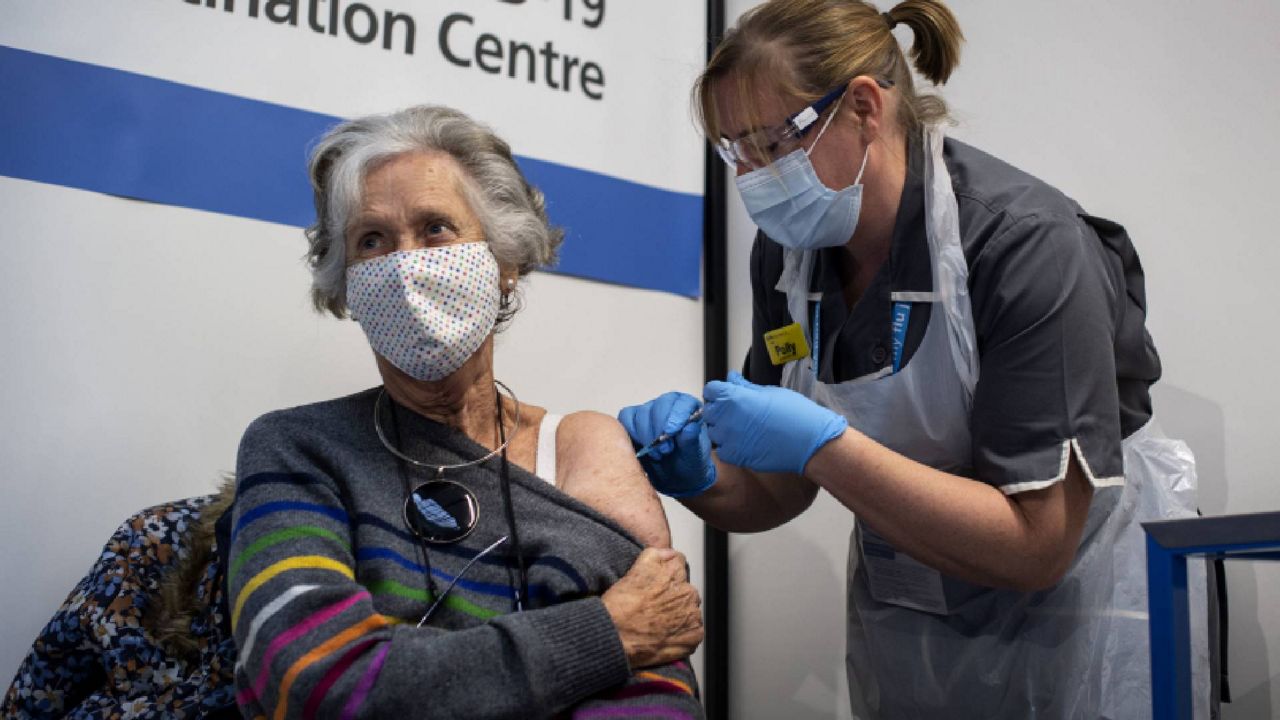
[229,416,379,718]
[1006,451,1096,589]
[230,417,358,602]
[970,213,1123,493]
[968,214,1122,578]
[555,411,672,548]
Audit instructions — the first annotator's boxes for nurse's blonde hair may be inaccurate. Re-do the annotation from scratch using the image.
[695,0,963,150]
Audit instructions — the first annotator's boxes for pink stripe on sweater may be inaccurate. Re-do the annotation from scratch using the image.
[302,638,380,720]
[339,643,391,720]
[236,590,370,706]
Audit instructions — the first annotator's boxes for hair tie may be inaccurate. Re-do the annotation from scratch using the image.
[882,11,897,29]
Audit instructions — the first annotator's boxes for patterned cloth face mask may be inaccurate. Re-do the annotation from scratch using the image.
[346,243,501,382]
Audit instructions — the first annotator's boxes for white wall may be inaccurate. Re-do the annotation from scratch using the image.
[722,1,1280,718]
[0,175,707,680]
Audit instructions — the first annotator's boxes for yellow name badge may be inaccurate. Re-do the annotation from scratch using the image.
[763,322,811,366]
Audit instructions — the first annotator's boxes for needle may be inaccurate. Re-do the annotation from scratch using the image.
[634,408,704,458]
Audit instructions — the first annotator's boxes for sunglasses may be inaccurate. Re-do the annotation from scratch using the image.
[404,479,513,626]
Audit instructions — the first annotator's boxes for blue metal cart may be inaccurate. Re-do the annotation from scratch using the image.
[1144,510,1280,719]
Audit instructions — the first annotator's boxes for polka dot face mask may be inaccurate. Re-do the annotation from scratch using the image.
[346,244,501,382]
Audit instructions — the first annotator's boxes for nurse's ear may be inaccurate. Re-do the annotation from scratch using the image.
[844,75,889,144]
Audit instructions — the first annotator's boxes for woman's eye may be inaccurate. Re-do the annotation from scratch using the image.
[425,222,458,243]
[358,234,381,250]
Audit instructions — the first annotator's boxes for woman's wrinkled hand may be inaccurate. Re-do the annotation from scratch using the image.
[602,547,704,669]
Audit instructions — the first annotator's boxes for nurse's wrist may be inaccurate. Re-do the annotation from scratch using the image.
[802,426,856,479]
[798,413,850,475]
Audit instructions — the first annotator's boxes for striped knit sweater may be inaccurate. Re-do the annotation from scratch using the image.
[229,388,702,719]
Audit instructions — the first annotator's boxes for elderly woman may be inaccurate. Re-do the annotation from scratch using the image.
[228,105,704,719]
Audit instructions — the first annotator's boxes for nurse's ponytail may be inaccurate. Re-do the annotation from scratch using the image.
[695,0,964,142]
[883,0,963,86]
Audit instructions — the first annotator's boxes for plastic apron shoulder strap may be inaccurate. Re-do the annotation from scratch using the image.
[921,127,979,400]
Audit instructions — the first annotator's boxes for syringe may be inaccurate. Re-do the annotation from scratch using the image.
[634,408,704,459]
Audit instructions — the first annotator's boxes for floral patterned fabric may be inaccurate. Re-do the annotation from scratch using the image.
[2,496,237,720]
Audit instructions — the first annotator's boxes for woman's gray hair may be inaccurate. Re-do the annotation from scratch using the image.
[305,105,563,320]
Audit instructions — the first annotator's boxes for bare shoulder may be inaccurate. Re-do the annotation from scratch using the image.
[554,410,672,548]
[556,410,634,458]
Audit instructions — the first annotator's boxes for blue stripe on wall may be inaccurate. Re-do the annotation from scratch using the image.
[0,46,702,297]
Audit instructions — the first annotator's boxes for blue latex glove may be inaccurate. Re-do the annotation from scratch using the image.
[618,392,716,498]
[702,372,848,475]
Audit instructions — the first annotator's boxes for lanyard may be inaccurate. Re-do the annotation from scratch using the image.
[812,300,822,381]
[891,301,912,373]
[814,300,914,378]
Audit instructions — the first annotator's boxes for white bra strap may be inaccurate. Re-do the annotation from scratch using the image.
[534,413,562,485]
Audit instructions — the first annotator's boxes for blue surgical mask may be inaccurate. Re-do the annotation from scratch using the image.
[735,104,870,251]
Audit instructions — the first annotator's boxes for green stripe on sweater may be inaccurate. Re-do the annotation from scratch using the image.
[365,579,502,620]
[228,526,350,584]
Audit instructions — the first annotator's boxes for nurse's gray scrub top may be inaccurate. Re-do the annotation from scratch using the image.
[744,136,1162,492]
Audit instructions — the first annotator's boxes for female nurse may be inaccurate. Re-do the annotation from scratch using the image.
[619,1,1209,717]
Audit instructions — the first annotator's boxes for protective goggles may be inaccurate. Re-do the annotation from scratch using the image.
[714,77,894,170]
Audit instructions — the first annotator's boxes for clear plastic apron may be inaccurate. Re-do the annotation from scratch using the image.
[778,127,1209,719]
